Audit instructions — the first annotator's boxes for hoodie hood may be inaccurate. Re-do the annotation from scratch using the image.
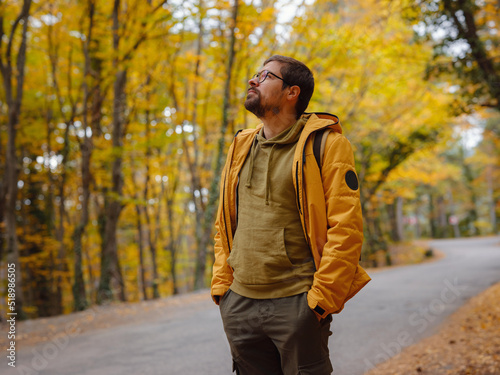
[256,116,308,145]
[244,117,308,205]
[301,112,342,134]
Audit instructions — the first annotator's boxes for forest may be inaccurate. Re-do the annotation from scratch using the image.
[0,0,498,319]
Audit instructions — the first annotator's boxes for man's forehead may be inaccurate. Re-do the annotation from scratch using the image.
[260,60,282,72]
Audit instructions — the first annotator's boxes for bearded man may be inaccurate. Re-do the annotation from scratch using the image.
[211,55,370,375]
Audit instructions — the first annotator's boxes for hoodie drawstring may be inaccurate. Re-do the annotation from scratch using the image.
[244,137,276,206]
[265,144,276,205]
[244,117,307,205]
[245,136,258,188]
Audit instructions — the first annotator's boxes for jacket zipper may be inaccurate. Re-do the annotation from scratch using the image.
[295,161,302,215]
[235,176,239,226]
[222,169,231,253]
[221,130,244,254]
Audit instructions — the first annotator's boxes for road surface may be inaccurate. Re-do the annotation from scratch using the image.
[1,236,499,374]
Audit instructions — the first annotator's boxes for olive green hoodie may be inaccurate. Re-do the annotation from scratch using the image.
[227,117,315,299]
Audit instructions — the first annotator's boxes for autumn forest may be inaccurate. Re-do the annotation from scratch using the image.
[1,0,499,319]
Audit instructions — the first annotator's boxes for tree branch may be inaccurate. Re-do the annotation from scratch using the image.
[14,0,32,107]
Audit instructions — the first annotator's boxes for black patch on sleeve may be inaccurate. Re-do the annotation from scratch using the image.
[345,170,359,191]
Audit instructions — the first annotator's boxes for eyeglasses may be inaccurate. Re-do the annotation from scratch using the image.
[251,70,292,86]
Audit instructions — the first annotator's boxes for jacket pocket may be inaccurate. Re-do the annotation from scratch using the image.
[227,227,295,285]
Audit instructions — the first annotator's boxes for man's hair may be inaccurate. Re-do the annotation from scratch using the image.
[263,55,314,118]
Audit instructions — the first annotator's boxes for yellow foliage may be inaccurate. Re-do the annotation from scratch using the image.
[2,0,497,318]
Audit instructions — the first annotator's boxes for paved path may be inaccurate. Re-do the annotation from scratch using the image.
[1,236,499,375]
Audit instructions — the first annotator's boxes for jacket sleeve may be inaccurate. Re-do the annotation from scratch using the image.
[210,153,234,305]
[307,133,365,317]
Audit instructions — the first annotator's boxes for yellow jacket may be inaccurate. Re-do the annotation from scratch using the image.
[211,113,371,318]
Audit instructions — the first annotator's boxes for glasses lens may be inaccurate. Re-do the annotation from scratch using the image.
[252,71,267,83]
[251,71,272,83]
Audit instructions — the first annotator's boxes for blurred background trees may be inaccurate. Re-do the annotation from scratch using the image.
[1,0,498,318]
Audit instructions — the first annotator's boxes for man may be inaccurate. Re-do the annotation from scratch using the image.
[211,55,370,375]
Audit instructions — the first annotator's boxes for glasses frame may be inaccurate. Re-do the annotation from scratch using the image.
[252,70,292,87]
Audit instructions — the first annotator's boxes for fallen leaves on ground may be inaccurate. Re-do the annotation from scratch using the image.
[366,281,500,375]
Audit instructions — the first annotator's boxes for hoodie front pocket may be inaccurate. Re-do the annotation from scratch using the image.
[228,227,295,285]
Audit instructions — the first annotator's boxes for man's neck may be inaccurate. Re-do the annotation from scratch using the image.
[260,112,298,139]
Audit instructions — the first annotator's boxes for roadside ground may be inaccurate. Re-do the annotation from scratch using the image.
[366,280,500,375]
[1,240,499,375]
[0,290,211,350]
[1,241,435,350]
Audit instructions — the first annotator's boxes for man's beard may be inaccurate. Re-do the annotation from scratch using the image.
[244,90,280,118]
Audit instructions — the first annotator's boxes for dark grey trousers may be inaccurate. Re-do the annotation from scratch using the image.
[219,290,333,375]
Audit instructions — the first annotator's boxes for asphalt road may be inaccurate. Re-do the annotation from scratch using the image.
[1,236,499,375]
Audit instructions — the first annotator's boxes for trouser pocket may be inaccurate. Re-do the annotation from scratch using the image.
[298,356,333,375]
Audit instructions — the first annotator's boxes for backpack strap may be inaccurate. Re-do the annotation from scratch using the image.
[314,128,361,261]
[313,128,332,173]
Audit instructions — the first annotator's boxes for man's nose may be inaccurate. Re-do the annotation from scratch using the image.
[248,76,259,87]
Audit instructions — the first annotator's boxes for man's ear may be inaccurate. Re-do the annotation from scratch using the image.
[287,85,301,101]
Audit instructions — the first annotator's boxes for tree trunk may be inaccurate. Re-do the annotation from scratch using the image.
[144,107,159,299]
[374,208,391,266]
[396,196,404,241]
[53,119,71,316]
[362,198,391,267]
[414,198,422,239]
[437,195,448,238]
[97,69,127,303]
[0,138,5,262]
[72,128,92,310]
[363,216,379,268]
[72,0,100,311]
[44,108,63,316]
[387,196,404,242]
[98,0,126,303]
[166,200,179,295]
[144,203,159,299]
[135,203,149,300]
[486,164,497,233]
[194,0,239,290]
[428,193,437,238]
[47,16,76,314]
[173,0,207,291]
[388,201,397,242]
[0,0,33,319]
[443,0,500,111]
[461,147,480,236]
[162,156,180,295]
[447,191,461,238]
